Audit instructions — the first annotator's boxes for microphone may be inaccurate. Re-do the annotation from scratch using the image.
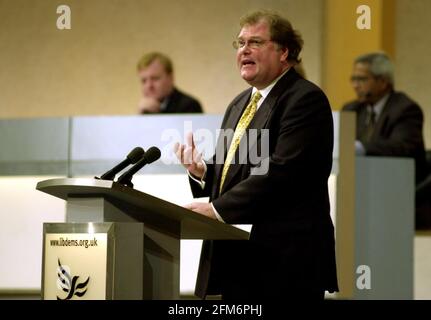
[96,147,145,181]
[117,146,161,188]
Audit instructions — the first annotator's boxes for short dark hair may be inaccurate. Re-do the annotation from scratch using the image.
[137,52,173,74]
[239,10,303,64]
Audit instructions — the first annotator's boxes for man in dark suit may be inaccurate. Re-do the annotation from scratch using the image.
[174,10,338,300]
[137,52,203,114]
[343,52,427,183]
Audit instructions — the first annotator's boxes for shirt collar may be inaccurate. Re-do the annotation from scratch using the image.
[368,93,390,119]
[251,67,290,108]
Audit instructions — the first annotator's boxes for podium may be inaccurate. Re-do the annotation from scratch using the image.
[36,178,249,300]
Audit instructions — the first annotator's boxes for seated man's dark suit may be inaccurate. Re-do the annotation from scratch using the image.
[344,92,429,229]
[343,91,427,183]
[161,88,203,113]
[190,68,339,300]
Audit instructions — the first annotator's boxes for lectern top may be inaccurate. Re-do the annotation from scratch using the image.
[36,178,249,240]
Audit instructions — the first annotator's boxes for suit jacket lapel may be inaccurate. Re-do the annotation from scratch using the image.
[356,104,368,138]
[213,90,252,197]
[371,93,393,138]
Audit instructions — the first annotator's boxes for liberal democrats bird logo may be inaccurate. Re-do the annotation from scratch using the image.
[56,259,90,300]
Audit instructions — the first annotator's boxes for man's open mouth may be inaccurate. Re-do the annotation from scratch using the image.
[242,60,255,66]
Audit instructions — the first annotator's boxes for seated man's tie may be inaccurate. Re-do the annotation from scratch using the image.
[360,105,377,143]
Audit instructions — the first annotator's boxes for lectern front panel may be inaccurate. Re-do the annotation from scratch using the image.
[42,222,144,300]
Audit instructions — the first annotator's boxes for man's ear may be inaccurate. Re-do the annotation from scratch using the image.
[167,72,175,85]
[377,77,390,91]
[280,47,289,63]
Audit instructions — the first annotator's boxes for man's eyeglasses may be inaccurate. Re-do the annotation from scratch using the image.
[350,76,371,84]
[232,38,273,50]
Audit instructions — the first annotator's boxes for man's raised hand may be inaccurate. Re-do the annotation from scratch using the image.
[174,132,205,179]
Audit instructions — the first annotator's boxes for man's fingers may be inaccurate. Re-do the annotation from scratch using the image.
[179,144,185,164]
[174,143,186,164]
[173,142,179,154]
[184,145,193,165]
[186,132,195,150]
[195,152,202,164]
[174,142,181,159]
[176,133,201,166]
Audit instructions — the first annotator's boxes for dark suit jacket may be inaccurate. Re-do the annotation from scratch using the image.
[343,91,427,183]
[162,88,203,113]
[189,69,339,299]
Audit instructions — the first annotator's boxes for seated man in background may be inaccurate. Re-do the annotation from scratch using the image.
[343,52,430,229]
[137,52,203,114]
[343,52,427,184]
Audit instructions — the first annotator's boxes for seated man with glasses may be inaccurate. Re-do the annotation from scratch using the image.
[343,52,427,185]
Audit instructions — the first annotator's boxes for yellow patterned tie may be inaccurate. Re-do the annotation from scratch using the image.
[219,91,262,193]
